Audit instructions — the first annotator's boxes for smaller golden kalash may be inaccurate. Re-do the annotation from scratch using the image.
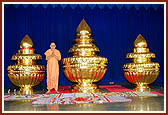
[123,34,160,92]
[62,19,108,93]
[7,35,45,95]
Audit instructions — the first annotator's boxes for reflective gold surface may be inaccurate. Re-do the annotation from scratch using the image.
[62,19,108,93]
[20,34,34,49]
[7,35,45,95]
[123,34,160,92]
[125,97,162,111]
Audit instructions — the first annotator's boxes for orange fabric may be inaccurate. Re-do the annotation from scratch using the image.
[44,49,61,91]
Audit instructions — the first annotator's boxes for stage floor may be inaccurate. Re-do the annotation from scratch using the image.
[3,82,164,112]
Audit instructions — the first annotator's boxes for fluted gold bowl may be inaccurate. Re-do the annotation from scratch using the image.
[123,63,160,91]
[62,57,107,92]
[7,65,45,92]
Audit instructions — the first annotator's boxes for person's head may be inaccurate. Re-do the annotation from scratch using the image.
[50,42,56,49]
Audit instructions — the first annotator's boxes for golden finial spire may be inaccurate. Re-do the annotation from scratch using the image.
[134,34,147,48]
[76,19,91,33]
[20,34,34,48]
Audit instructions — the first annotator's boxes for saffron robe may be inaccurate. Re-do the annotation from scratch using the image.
[44,49,61,91]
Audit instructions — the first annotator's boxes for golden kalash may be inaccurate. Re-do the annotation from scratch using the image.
[7,35,45,95]
[62,19,108,93]
[123,34,160,92]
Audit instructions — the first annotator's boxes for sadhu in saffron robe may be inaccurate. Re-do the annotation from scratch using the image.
[44,49,61,91]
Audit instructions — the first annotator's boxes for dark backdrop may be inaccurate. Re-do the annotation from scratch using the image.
[4,4,164,87]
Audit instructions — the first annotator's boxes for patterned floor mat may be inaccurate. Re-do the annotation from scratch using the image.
[4,91,160,101]
[31,93,132,105]
[4,85,163,105]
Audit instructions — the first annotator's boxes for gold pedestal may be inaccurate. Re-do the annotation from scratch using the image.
[62,19,108,93]
[18,85,33,95]
[7,35,45,95]
[123,34,160,92]
[73,82,100,93]
[134,84,150,92]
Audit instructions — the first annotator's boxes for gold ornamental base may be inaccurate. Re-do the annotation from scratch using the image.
[73,82,100,93]
[17,85,33,95]
[134,83,150,92]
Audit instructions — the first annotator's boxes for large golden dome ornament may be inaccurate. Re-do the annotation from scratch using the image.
[62,19,108,93]
[123,34,160,92]
[7,35,45,95]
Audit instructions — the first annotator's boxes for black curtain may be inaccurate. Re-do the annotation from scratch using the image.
[4,4,164,86]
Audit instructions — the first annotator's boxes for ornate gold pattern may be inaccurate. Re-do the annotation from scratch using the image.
[7,35,45,95]
[123,34,160,92]
[62,19,108,93]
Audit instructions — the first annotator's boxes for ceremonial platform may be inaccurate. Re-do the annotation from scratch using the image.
[4,82,164,112]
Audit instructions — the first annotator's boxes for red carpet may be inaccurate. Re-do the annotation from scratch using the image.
[45,85,164,96]
[99,85,133,92]
[45,86,76,94]
[150,91,164,96]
